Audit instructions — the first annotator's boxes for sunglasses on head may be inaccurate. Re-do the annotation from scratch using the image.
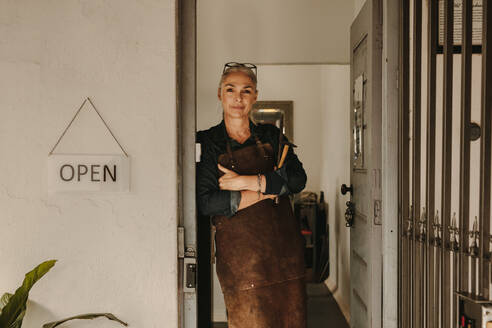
[223,62,257,77]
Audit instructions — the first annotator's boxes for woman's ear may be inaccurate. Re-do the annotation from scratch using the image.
[217,87,222,100]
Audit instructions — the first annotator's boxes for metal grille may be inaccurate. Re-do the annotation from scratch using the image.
[399,0,492,327]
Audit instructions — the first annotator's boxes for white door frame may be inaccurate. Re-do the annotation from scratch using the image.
[381,0,399,327]
[177,1,197,327]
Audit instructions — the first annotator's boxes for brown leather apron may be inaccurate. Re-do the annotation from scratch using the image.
[213,136,307,328]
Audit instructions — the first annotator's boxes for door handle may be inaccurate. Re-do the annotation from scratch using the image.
[341,184,353,195]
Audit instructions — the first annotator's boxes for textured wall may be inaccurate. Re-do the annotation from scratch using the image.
[0,1,177,327]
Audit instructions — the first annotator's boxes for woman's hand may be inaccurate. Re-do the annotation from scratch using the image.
[218,164,256,191]
[217,164,275,211]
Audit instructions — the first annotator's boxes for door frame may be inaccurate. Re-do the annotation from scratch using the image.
[381,0,400,327]
[176,0,200,327]
[176,1,401,327]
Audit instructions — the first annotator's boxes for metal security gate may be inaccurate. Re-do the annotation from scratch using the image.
[399,0,492,327]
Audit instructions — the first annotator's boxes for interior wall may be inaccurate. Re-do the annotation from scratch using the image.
[318,67,351,321]
[257,65,351,194]
[0,1,177,327]
[197,0,354,132]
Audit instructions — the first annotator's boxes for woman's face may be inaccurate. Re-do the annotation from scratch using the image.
[218,71,258,120]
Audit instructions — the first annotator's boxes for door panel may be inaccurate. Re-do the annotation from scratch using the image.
[349,1,383,327]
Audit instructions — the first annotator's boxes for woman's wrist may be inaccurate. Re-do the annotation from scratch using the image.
[247,174,266,193]
[240,175,257,192]
[231,175,267,193]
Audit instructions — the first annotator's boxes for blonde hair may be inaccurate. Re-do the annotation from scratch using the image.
[219,66,257,90]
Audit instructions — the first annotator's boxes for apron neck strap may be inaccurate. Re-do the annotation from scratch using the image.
[223,124,236,169]
[222,122,265,169]
[254,135,267,159]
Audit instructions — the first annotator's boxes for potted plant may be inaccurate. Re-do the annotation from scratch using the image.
[0,260,127,328]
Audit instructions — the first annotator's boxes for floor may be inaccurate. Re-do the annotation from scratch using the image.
[307,283,349,328]
[213,283,349,328]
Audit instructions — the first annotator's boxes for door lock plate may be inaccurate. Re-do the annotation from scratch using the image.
[183,257,196,293]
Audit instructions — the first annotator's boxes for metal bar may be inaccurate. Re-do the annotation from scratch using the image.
[441,0,454,327]
[422,237,426,328]
[459,0,473,298]
[479,0,492,300]
[436,241,442,328]
[426,1,438,326]
[400,0,411,326]
[456,1,473,325]
[472,252,477,294]
[412,0,423,326]
[411,212,415,328]
[453,248,460,327]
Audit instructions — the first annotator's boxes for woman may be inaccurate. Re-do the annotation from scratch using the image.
[196,62,308,327]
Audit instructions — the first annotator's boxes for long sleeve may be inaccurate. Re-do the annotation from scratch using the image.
[196,132,241,217]
[196,121,307,215]
[264,134,307,195]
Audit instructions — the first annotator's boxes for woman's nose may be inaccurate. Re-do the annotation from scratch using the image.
[234,92,242,102]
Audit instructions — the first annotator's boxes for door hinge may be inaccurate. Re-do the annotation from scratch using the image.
[178,226,197,292]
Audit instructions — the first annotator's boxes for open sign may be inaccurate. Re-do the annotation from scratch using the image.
[48,155,130,192]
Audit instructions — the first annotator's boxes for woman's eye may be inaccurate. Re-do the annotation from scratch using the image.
[226,88,233,92]
[243,90,251,94]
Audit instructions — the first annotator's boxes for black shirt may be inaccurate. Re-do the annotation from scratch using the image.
[196,120,307,217]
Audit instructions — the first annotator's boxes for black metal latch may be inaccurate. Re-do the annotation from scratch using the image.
[345,201,355,227]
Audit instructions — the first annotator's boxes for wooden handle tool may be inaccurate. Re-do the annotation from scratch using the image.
[274,144,289,205]
[278,145,289,169]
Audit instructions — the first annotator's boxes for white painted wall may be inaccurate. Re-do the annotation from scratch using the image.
[257,65,351,196]
[0,1,177,328]
[318,67,351,321]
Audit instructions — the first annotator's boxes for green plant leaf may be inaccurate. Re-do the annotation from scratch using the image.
[0,293,13,315]
[8,308,25,328]
[0,260,56,328]
[42,313,128,328]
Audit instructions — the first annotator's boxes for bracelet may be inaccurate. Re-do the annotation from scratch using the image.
[257,174,262,199]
